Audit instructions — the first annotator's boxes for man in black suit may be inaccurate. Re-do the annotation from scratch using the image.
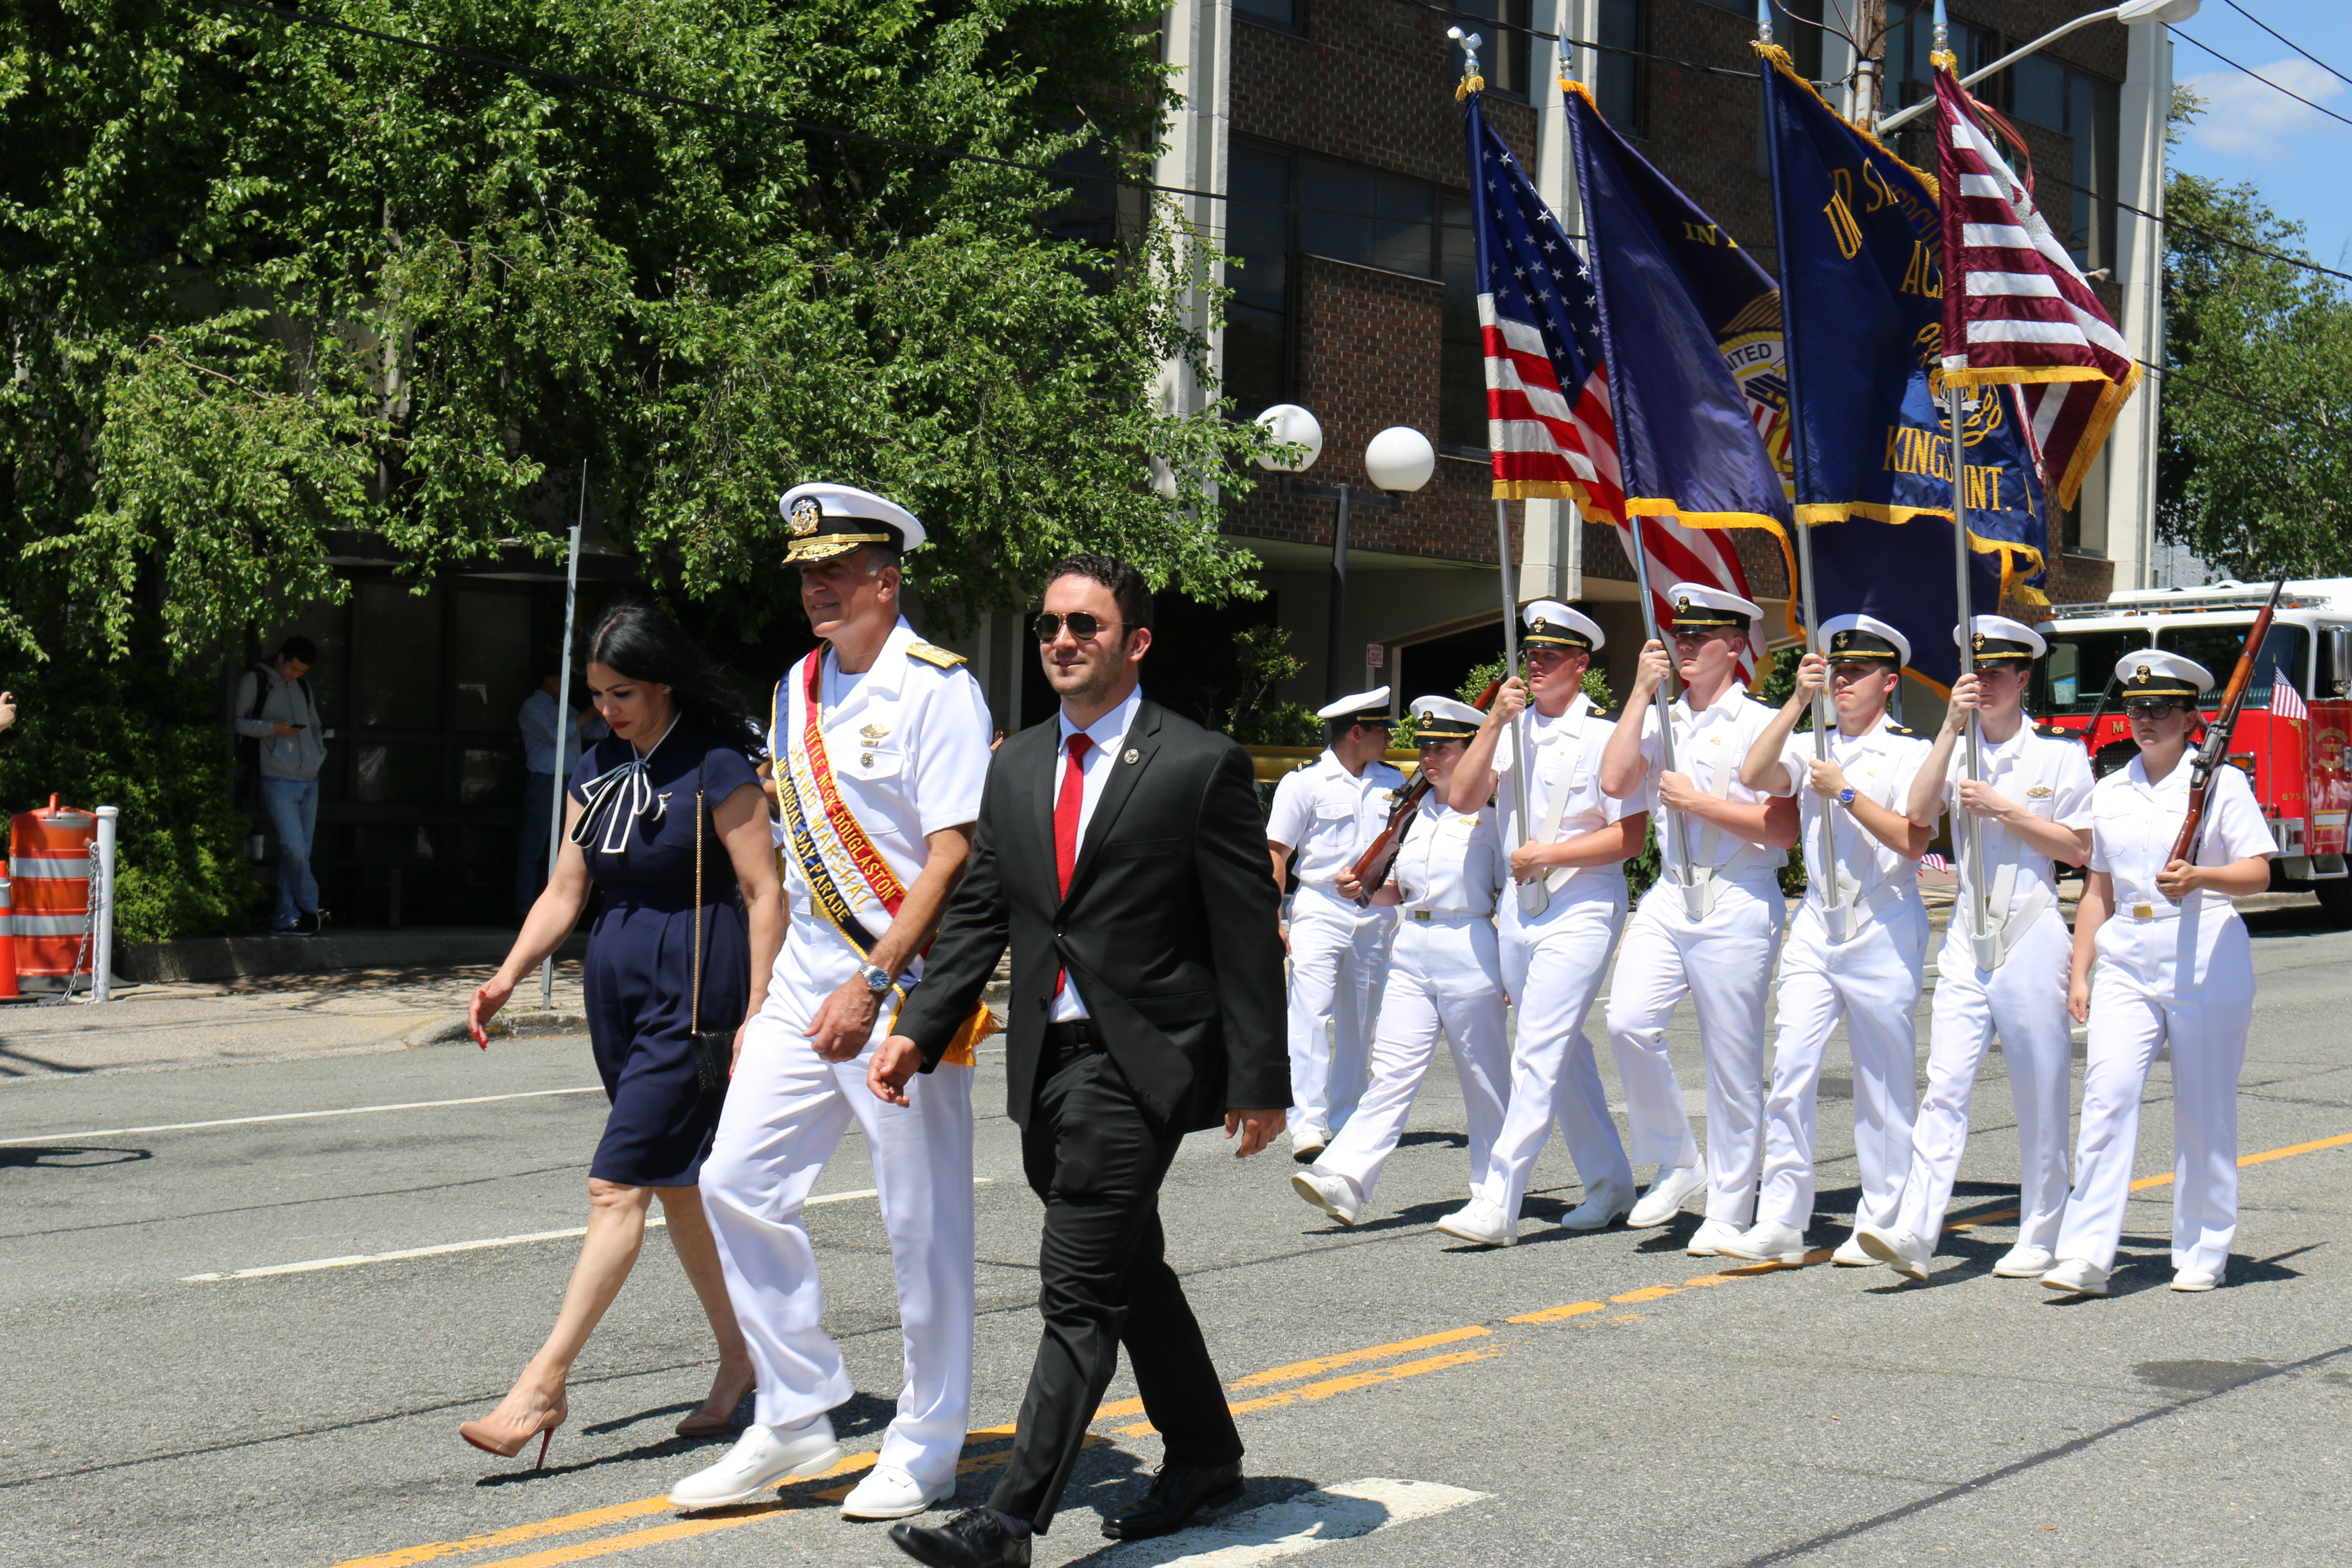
[870,553,1289,1568]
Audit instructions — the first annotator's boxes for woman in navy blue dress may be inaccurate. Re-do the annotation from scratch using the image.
[459,604,784,1467]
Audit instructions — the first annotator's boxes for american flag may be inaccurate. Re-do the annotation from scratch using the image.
[2273,670,2309,724]
[1465,90,1761,672]
[1933,60,2141,510]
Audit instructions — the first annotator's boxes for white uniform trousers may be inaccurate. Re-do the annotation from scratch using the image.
[2054,919,2255,1277]
[1482,880,1634,1220]
[1894,905,2076,1248]
[1286,883,1396,1134]
[1605,870,1783,1226]
[1754,895,1928,1234]
[1313,913,1508,1205]
[700,1007,975,1486]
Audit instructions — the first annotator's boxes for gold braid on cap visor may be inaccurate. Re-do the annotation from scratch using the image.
[785,530,894,562]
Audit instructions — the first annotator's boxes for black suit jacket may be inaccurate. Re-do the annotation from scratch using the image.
[896,696,1289,1131]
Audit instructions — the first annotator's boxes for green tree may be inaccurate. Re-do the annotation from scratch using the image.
[2158,100,2352,578]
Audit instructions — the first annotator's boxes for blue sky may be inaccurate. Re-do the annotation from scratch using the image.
[2165,0,2352,273]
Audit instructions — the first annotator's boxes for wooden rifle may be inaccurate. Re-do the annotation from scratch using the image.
[2167,577,2287,866]
[1348,678,1504,904]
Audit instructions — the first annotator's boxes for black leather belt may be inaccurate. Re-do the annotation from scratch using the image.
[1042,1019,1100,1069]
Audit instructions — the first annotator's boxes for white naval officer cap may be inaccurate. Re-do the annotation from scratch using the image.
[1959,614,2046,663]
[1817,612,1910,668]
[2113,648,2213,701]
[1408,695,1483,740]
[1522,599,1605,652]
[1317,687,1394,726]
[780,482,927,563]
[1663,582,1763,630]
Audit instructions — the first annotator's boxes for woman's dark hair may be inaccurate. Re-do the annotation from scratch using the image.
[584,602,762,751]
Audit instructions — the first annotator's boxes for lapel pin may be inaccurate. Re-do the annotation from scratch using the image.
[1124,748,1140,764]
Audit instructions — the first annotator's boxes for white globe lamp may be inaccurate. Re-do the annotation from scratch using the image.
[1363,426,1436,493]
[1253,404,1325,472]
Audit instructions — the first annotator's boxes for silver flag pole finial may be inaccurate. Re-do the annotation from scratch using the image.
[1447,26,1483,83]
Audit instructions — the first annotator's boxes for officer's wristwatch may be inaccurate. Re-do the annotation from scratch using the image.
[859,962,894,995]
[1836,787,1858,807]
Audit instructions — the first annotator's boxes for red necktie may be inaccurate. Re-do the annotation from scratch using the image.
[1053,733,1091,995]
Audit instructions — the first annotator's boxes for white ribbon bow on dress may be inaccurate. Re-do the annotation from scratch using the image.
[567,717,678,855]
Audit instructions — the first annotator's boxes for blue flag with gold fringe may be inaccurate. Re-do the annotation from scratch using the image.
[1758,44,2048,691]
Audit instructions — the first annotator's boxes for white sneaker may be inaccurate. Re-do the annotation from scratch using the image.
[839,1463,952,1520]
[1628,1165,1706,1228]
[668,1417,843,1509]
[1991,1244,2056,1279]
[1291,1169,1363,1226]
[1831,1230,1880,1267]
[1716,1220,1809,1265]
[1289,1125,1331,1163]
[2039,1257,2110,1297]
[1435,1196,1519,1247]
[1558,1179,1635,1231]
[2171,1266,2222,1292]
[1686,1217,1746,1257]
[1860,1227,1932,1280]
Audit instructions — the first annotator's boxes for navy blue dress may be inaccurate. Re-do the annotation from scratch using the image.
[567,726,760,1187]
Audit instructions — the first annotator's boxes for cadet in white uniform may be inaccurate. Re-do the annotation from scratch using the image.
[1720,616,1933,1267]
[1292,697,1509,1226]
[1599,585,1800,1255]
[677,485,995,1521]
[2043,650,2276,1297]
[1433,602,1650,1248]
[1267,689,1406,1159]
[1869,617,2095,1281]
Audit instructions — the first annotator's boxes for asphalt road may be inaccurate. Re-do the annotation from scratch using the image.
[4,901,2349,1568]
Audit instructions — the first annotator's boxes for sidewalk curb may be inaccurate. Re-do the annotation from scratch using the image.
[406,1011,590,1047]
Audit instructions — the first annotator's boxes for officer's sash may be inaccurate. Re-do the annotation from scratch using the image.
[773,653,995,1066]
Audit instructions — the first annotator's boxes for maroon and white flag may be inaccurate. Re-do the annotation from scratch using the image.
[1933,59,2141,510]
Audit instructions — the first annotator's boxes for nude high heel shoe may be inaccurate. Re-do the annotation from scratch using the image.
[459,1393,567,1469]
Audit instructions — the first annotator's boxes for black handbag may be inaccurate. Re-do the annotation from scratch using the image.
[688,773,732,1097]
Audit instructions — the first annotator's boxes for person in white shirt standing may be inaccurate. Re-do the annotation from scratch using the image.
[515,666,609,915]
[1599,585,1799,1254]
[1433,602,1651,1247]
[1291,695,1508,1228]
[2042,650,2276,1298]
[1868,616,2094,1282]
[674,484,996,1521]
[1719,615,1933,1267]
[1265,690,1406,1160]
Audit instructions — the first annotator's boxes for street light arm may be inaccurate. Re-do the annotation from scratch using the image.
[1875,6,2122,134]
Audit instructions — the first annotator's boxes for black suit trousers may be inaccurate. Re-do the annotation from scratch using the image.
[988,1045,1243,1531]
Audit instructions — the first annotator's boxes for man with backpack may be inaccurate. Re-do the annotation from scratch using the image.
[234,636,328,935]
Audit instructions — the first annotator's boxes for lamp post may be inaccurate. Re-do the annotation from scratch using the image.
[1873,0,2199,134]
[1255,407,1437,701]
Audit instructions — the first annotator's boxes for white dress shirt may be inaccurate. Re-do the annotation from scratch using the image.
[1771,714,1932,908]
[1934,719,2096,911]
[1388,796,1504,917]
[1636,681,1789,872]
[1048,684,1145,1021]
[1264,748,1409,886]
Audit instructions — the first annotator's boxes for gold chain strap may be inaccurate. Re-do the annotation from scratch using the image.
[691,782,704,1036]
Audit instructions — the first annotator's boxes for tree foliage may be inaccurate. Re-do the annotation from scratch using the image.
[0,0,1275,669]
[2158,110,2352,578]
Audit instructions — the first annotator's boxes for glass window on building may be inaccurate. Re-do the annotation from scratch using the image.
[1594,0,1648,137]
[1222,142,1294,415]
[1234,0,1300,34]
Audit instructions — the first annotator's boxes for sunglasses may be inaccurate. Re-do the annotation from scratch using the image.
[2122,698,2193,719]
[1032,611,1121,643]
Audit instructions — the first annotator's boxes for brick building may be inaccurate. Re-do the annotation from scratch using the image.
[1145,0,2177,714]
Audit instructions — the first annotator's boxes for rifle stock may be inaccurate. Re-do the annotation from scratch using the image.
[1348,677,1506,902]
[2166,578,2287,866]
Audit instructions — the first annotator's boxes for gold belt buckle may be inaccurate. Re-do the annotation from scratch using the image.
[1410,908,1432,922]
[2131,902,2154,921]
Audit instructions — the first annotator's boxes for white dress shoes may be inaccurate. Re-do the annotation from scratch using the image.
[1991,1244,2056,1278]
[1627,1164,1706,1228]
[1859,1227,1931,1280]
[1685,1217,1746,1257]
[2171,1266,2222,1292]
[1558,1179,1636,1231]
[840,1463,954,1520]
[1435,1195,1519,1247]
[668,1416,843,1510]
[1289,1125,1331,1163]
[1716,1220,1809,1265]
[1830,1230,1880,1267]
[2039,1257,2111,1297]
[1292,1169,1363,1226]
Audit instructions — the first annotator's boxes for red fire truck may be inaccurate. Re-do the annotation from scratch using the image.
[2034,579,2352,921]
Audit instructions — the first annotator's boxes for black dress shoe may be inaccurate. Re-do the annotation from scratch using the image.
[888,1508,1030,1568]
[1101,1458,1246,1540]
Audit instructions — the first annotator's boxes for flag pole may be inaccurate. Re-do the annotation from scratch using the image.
[539,462,586,1013]
[1496,497,1547,917]
[1626,514,1700,918]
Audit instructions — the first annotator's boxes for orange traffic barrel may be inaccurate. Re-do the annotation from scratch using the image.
[9,796,96,988]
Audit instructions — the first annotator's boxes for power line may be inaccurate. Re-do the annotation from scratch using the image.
[2170,23,2352,129]
[2220,0,2352,90]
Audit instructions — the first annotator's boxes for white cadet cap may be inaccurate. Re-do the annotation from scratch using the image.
[1522,599,1604,651]
[2114,648,2213,701]
[1317,687,1394,725]
[1960,614,2046,663]
[780,482,925,563]
[1664,582,1763,630]
[1409,695,1483,739]
[1818,612,1911,668]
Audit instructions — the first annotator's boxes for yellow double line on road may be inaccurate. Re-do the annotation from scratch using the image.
[334,1128,2352,1568]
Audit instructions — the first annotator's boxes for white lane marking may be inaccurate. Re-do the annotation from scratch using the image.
[1103,1479,1489,1565]
[180,1181,993,1281]
[0,1087,606,1145]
